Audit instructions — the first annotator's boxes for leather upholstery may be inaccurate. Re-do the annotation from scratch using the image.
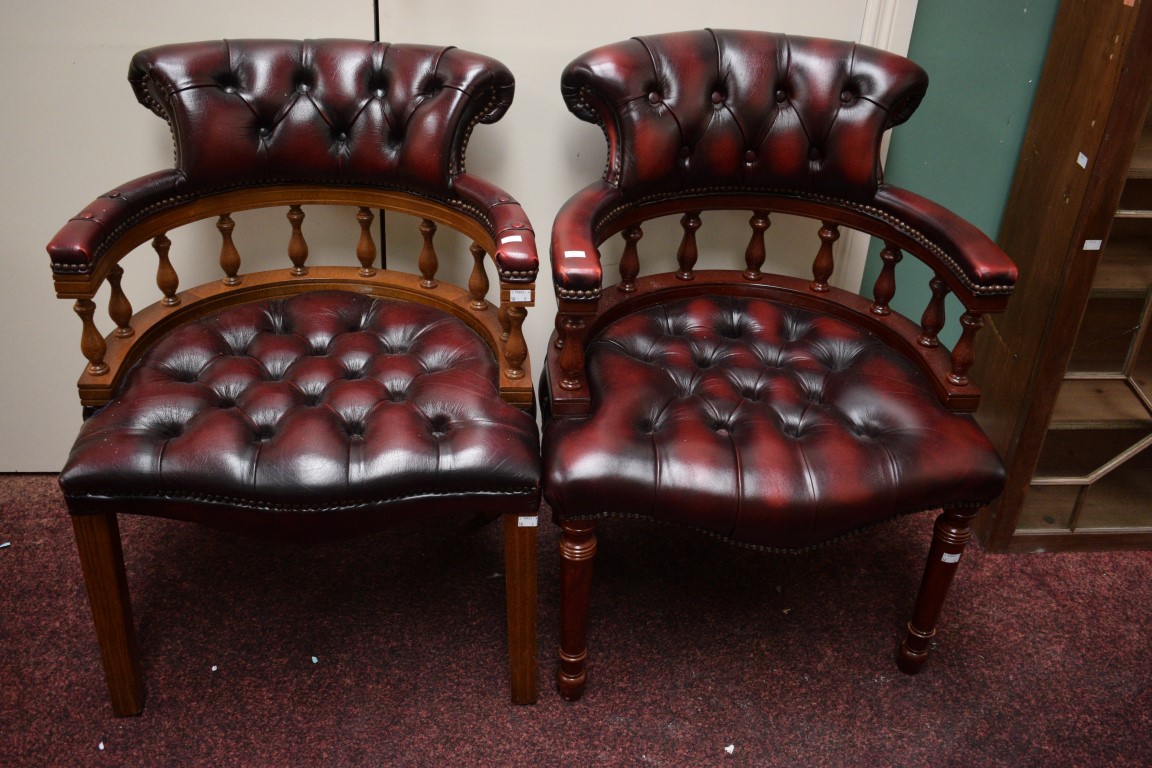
[563,29,926,201]
[47,40,536,283]
[545,30,1016,698]
[51,40,542,710]
[543,295,1004,549]
[550,29,1014,301]
[61,291,540,539]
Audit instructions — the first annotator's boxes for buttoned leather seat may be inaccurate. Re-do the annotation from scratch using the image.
[541,29,1017,699]
[48,39,541,713]
[62,292,540,533]
[548,295,1005,548]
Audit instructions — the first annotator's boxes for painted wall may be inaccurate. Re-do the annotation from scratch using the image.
[1,0,924,470]
[860,0,1061,346]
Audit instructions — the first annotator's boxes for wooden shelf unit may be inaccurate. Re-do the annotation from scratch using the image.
[972,0,1152,552]
[1129,110,1152,178]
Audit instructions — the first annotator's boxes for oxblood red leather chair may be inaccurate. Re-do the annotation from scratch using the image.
[541,30,1017,699]
[47,39,541,712]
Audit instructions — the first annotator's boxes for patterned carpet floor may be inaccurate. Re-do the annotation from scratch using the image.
[2,473,1150,767]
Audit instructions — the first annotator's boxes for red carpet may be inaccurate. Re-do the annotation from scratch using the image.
[2,473,1150,766]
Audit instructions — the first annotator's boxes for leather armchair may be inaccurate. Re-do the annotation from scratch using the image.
[48,39,541,713]
[541,29,1017,700]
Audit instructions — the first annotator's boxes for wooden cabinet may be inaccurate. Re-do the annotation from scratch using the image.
[973,0,1152,552]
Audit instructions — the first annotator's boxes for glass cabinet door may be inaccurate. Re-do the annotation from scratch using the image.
[1020,104,1152,533]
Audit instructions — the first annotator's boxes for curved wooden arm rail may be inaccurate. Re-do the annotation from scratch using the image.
[54,190,535,412]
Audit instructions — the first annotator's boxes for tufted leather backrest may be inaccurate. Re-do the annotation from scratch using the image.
[49,39,537,282]
[561,29,927,203]
[130,39,514,194]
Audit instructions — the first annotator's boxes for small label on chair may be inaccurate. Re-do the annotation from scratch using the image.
[942,552,961,563]
[1077,152,1089,169]
[517,516,538,527]
[510,289,533,303]
[564,250,587,258]
[1083,239,1103,251]
[501,234,523,244]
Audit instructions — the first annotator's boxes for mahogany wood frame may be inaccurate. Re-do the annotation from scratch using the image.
[547,190,1009,700]
[547,191,1010,421]
[555,504,983,700]
[53,187,536,412]
[56,183,540,710]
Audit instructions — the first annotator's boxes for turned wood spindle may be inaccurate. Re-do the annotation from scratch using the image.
[153,233,179,307]
[810,221,839,293]
[870,242,903,316]
[948,311,983,386]
[106,264,134,339]
[419,219,438,289]
[553,312,565,351]
[468,242,489,310]
[498,301,511,342]
[675,211,701,281]
[378,209,389,270]
[287,205,308,276]
[618,225,643,292]
[74,298,108,376]
[217,214,242,286]
[919,276,950,348]
[743,210,770,280]
[504,305,528,380]
[356,207,377,277]
[558,315,587,391]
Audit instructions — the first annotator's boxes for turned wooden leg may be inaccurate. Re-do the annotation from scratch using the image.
[557,519,597,701]
[71,513,145,715]
[898,505,980,674]
[503,513,538,704]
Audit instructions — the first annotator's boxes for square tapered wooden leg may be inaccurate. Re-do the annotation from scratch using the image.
[504,513,538,704]
[72,512,145,715]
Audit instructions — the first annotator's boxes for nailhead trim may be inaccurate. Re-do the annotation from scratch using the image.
[68,485,538,514]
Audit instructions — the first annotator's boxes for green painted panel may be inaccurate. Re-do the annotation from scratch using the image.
[861,0,1060,347]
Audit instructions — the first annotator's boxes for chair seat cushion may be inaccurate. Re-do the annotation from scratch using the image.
[61,291,540,537]
[543,294,1004,550]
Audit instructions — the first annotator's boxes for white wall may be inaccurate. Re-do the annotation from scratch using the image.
[0,0,915,470]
